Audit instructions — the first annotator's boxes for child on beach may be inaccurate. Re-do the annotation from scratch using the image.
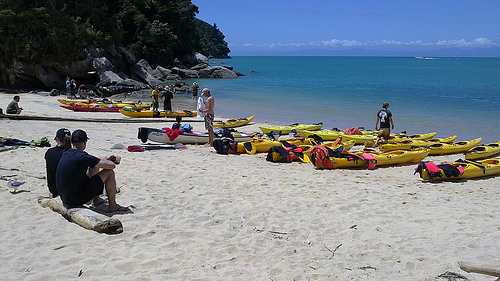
[172,116,182,130]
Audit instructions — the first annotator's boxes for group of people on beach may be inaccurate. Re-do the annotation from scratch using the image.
[44,128,129,213]
[65,77,91,100]
[151,83,215,146]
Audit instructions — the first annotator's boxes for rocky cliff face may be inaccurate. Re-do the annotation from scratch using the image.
[2,44,241,96]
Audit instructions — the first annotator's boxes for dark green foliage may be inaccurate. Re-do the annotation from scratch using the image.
[196,19,231,59]
[0,0,230,71]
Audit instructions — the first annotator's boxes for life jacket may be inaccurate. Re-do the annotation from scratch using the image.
[309,146,334,169]
[343,127,362,135]
[359,153,377,170]
[414,161,443,179]
[266,146,294,163]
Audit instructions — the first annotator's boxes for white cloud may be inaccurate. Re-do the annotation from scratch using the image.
[242,37,499,49]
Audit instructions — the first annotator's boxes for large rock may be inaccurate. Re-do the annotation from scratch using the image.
[11,59,65,88]
[171,67,198,78]
[211,67,237,78]
[133,59,163,87]
[182,52,209,66]
[152,66,172,81]
[97,70,126,86]
[197,66,237,79]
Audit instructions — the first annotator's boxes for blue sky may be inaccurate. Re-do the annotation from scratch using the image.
[192,0,500,56]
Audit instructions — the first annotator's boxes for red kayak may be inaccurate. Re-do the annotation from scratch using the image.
[60,105,120,112]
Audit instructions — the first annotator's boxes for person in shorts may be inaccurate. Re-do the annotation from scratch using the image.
[374,102,394,146]
[56,129,129,212]
[151,86,160,111]
[201,88,215,146]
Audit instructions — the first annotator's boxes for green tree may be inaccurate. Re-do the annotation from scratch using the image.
[0,0,230,85]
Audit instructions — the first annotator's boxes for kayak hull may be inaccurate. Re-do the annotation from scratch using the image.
[214,115,255,128]
[120,109,197,118]
[416,159,500,181]
[139,127,253,144]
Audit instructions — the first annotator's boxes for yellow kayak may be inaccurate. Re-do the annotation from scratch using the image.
[241,137,317,155]
[300,139,356,157]
[356,148,430,166]
[259,123,322,134]
[427,138,482,155]
[214,116,254,128]
[266,146,310,163]
[58,99,150,108]
[296,129,342,141]
[464,141,500,160]
[119,108,197,118]
[415,158,500,181]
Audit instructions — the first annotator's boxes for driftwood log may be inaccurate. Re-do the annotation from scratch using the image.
[459,261,500,278]
[39,198,123,234]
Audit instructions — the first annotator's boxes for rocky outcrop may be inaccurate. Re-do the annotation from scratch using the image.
[1,46,240,95]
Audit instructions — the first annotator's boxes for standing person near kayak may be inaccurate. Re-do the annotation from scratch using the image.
[374,102,394,146]
[200,88,215,147]
[151,86,160,111]
[160,85,174,117]
[191,82,199,100]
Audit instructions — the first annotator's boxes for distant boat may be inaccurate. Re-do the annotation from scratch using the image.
[415,56,438,60]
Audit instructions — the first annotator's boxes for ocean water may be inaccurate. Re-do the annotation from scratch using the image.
[180,56,500,143]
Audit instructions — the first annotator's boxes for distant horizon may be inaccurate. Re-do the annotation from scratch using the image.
[192,1,500,58]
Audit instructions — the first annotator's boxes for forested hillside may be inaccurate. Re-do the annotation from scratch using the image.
[0,0,230,68]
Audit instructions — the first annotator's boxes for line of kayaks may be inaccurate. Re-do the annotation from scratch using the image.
[60,104,121,112]
[58,98,150,109]
[119,108,198,118]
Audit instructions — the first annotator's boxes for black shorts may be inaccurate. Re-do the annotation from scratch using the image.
[65,174,104,207]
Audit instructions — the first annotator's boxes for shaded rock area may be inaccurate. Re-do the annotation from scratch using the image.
[1,44,243,98]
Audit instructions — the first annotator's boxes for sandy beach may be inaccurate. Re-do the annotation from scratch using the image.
[0,92,499,280]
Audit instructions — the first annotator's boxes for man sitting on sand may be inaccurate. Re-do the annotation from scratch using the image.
[56,129,129,213]
[6,95,23,114]
[44,128,72,198]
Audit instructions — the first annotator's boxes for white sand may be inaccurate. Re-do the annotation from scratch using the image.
[0,92,499,280]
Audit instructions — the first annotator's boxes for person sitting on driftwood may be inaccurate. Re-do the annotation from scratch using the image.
[56,129,129,213]
[44,128,72,198]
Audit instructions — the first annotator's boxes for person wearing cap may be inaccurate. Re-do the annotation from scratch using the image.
[374,102,394,146]
[56,129,129,213]
[200,88,215,146]
[44,128,72,198]
[191,82,199,100]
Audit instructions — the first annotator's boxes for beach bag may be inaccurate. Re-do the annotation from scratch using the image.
[213,138,237,154]
[138,127,150,143]
[180,123,193,132]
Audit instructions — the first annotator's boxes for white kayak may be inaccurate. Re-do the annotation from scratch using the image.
[138,127,254,145]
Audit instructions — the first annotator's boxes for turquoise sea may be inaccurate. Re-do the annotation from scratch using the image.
[182,56,500,144]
